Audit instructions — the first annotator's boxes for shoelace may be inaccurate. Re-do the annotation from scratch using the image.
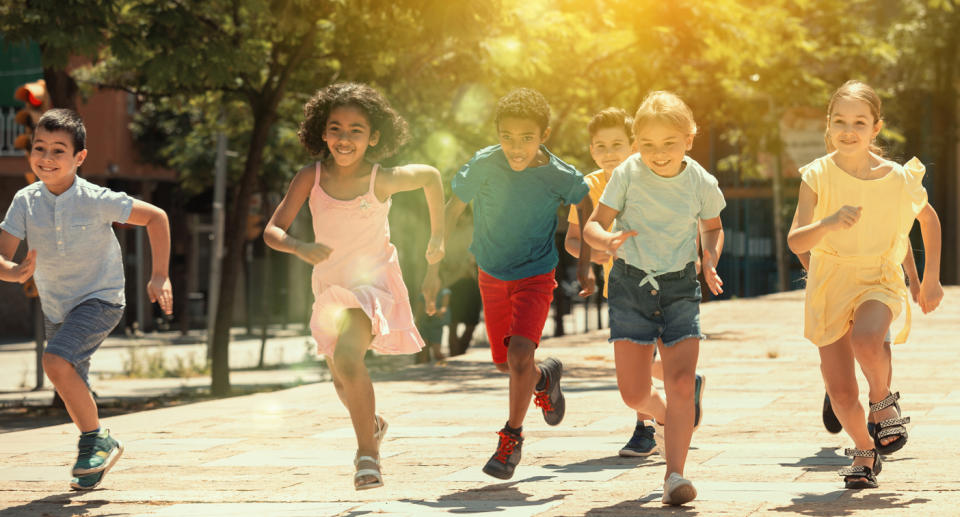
[493,430,519,463]
[77,435,97,459]
[533,382,553,412]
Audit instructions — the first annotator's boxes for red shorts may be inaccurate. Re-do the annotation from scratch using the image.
[478,268,557,364]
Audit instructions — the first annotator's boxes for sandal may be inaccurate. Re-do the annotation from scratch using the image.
[869,392,910,455]
[374,414,389,449]
[354,454,383,490]
[839,448,882,489]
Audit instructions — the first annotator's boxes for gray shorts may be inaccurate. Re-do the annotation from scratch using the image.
[44,298,124,385]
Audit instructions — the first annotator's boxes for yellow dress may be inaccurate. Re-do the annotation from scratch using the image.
[568,169,615,297]
[801,155,927,347]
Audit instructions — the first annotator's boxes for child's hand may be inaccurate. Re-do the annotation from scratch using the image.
[824,205,862,230]
[147,274,173,315]
[7,249,36,283]
[702,254,723,296]
[578,265,596,297]
[425,236,444,265]
[917,279,943,314]
[294,241,333,265]
[421,269,441,316]
[605,230,638,255]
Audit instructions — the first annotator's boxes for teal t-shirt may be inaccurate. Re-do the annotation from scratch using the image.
[599,154,725,275]
[452,144,589,281]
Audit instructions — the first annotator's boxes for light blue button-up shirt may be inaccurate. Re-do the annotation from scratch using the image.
[1,176,133,323]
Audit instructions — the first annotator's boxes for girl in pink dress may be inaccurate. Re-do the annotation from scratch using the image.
[264,83,444,490]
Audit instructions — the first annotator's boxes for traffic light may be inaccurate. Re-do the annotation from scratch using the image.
[13,79,49,155]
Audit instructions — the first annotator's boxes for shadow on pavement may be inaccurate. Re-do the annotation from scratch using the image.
[779,447,851,473]
[584,496,698,515]
[0,492,110,517]
[392,483,565,513]
[545,455,660,474]
[769,492,931,515]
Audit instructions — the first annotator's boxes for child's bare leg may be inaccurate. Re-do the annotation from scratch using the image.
[651,359,664,381]
[614,341,665,422]
[329,309,378,484]
[659,338,698,478]
[850,301,897,446]
[42,353,98,432]
[506,336,540,429]
[819,332,875,480]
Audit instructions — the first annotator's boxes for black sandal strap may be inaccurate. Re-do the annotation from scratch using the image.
[839,465,871,477]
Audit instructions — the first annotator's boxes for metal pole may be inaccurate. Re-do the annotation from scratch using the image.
[206,126,228,356]
[772,149,789,292]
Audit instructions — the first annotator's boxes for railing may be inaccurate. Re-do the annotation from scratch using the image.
[0,106,27,157]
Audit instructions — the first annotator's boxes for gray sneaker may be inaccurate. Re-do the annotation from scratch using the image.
[533,357,565,426]
[482,428,523,480]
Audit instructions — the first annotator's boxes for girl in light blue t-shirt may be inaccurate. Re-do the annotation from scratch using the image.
[583,91,725,507]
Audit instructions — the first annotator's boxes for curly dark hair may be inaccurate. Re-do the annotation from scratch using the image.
[495,88,550,133]
[298,83,409,161]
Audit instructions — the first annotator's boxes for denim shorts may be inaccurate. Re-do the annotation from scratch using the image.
[44,298,124,385]
[608,260,704,347]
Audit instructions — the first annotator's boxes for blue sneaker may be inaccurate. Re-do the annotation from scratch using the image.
[620,421,657,457]
[694,374,706,430]
[73,428,123,476]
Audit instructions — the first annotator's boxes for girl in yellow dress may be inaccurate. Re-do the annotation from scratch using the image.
[788,80,943,489]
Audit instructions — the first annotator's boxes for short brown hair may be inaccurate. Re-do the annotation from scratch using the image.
[588,107,632,140]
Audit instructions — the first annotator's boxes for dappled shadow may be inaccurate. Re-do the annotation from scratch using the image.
[393,483,565,514]
[584,496,699,515]
[769,491,931,515]
[778,447,850,473]
[0,492,115,517]
[545,454,660,474]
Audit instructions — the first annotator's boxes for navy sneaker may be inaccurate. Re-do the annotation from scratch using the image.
[73,428,123,476]
[533,358,565,426]
[694,374,706,430]
[619,421,657,457]
[482,428,523,480]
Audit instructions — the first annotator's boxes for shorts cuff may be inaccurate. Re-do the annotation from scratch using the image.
[662,333,705,347]
[608,336,657,346]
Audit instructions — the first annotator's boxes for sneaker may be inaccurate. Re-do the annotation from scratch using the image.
[482,428,523,480]
[662,472,697,505]
[619,421,657,457]
[533,357,565,426]
[70,471,104,491]
[823,392,843,434]
[694,374,706,430]
[73,428,124,476]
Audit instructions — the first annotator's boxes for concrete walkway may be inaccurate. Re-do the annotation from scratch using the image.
[2,287,958,516]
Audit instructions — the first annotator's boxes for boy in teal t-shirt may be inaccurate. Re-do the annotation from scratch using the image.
[427,88,591,480]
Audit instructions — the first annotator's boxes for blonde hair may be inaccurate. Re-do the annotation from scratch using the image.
[632,91,697,137]
[824,80,883,155]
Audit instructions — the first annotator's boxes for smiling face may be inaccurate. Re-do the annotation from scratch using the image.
[633,121,694,177]
[497,117,550,171]
[321,105,380,168]
[827,97,882,157]
[29,128,86,195]
[589,126,632,174]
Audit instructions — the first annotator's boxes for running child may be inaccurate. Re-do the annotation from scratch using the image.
[564,107,707,458]
[427,87,592,480]
[787,80,942,489]
[583,91,725,505]
[263,83,444,490]
[0,109,173,491]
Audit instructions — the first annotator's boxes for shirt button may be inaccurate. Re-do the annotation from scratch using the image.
[650,289,658,296]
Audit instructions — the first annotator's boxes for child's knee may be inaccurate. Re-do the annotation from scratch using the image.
[665,371,696,400]
[828,384,860,409]
[850,328,886,354]
[620,386,652,410]
[42,353,74,380]
[494,362,510,373]
[506,337,536,370]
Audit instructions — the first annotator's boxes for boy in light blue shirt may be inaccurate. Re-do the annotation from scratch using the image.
[584,91,725,506]
[0,109,173,491]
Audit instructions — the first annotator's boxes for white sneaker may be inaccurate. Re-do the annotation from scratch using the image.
[662,472,696,505]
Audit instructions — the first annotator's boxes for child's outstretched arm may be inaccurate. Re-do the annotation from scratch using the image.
[0,231,35,284]
[915,203,943,313]
[575,195,596,297]
[126,200,173,315]
[788,182,861,254]
[699,216,724,295]
[902,246,920,302]
[380,164,446,314]
[264,167,332,265]
[583,202,637,256]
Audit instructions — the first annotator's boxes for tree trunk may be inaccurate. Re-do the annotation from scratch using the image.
[210,103,276,395]
[42,67,78,110]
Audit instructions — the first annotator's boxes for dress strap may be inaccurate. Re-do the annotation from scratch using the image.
[314,161,322,189]
[367,163,380,195]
